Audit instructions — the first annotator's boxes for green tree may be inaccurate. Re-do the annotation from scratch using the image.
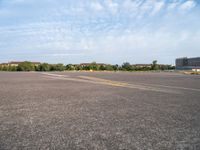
[49,64,56,71]
[82,65,90,70]
[75,65,83,71]
[8,66,17,71]
[105,65,114,71]
[55,64,65,71]
[112,64,119,71]
[35,65,40,71]
[2,66,9,71]
[99,65,106,71]
[17,61,35,71]
[66,64,75,70]
[39,63,50,71]
[89,62,98,70]
[122,62,133,71]
[151,60,159,70]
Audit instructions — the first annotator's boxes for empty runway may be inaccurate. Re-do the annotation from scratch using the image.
[0,72,200,149]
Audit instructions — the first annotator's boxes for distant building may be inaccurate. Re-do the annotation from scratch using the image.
[79,63,108,67]
[0,61,41,67]
[132,64,152,68]
[176,57,200,70]
[9,61,23,67]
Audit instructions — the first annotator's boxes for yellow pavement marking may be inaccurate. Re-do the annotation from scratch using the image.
[41,73,178,94]
[41,72,67,77]
[78,75,179,93]
[79,75,200,92]
[78,76,128,86]
[132,82,200,92]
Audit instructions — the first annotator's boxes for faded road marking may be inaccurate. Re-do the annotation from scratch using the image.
[41,72,67,78]
[41,73,179,94]
[79,75,200,92]
[132,82,200,92]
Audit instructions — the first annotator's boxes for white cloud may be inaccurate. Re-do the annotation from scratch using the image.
[167,2,179,10]
[0,0,199,64]
[138,0,156,18]
[4,0,33,5]
[47,53,85,57]
[91,2,103,11]
[151,1,165,15]
[179,0,196,11]
[123,0,142,11]
[140,0,153,12]
[105,0,119,14]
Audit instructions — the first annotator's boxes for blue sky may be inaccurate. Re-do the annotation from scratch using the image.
[0,0,200,64]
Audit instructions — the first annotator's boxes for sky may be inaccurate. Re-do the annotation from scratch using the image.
[0,0,200,65]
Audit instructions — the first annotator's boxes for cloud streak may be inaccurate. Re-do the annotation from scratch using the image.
[0,0,199,64]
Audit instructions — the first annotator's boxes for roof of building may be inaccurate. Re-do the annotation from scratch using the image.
[0,61,41,65]
[80,63,108,66]
[132,64,152,66]
[176,57,200,60]
[0,63,9,65]
[9,61,41,64]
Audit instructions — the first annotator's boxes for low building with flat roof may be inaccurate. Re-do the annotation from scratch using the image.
[0,61,41,67]
[176,57,200,70]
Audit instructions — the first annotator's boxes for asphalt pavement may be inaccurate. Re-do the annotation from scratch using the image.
[0,71,200,150]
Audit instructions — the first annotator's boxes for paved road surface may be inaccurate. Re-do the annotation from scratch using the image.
[0,72,200,150]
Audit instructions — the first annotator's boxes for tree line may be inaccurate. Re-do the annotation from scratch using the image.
[0,61,175,72]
